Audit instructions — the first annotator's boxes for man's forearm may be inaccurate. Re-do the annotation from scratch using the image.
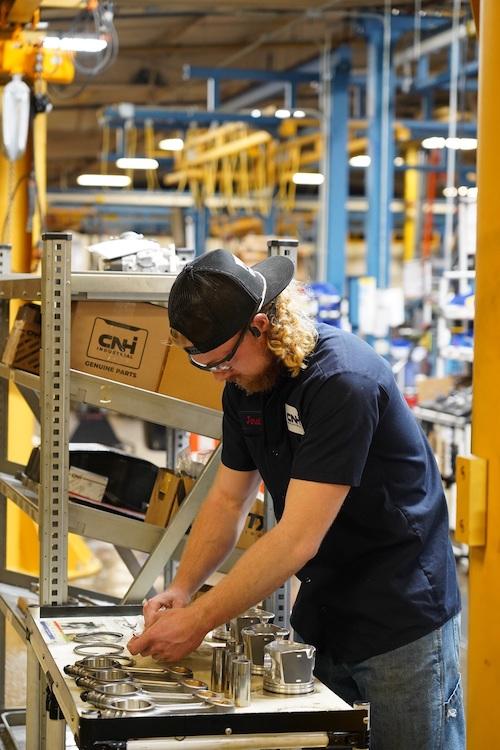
[189,521,310,630]
[172,493,248,597]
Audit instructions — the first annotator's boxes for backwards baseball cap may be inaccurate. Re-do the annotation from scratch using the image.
[168,249,295,353]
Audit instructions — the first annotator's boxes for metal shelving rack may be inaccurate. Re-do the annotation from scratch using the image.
[0,233,225,749]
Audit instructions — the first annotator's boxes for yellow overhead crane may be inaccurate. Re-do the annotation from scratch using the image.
[0,1,98,581]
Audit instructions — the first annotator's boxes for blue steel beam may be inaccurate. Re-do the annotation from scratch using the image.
[363,19,395,289]
[102,107,281,131]
[183,64,320,84]
[398,119,477,135]
[413,59,478,93]
[324,46,351,293]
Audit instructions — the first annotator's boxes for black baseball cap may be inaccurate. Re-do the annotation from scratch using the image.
[168,249,295,353]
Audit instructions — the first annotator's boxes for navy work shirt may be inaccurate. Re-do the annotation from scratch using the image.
[221,324,460,663]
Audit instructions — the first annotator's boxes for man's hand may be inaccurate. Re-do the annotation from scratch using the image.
[127,606,207,662]
[143,586,191,628]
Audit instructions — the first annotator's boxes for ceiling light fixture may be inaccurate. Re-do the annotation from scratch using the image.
[250,109,262,118]
[349,154,371,168]
[452,137,477,151]
[158,138,184,151]
[77,174,131,187]
[421,137,446,149]
[43,36,108,53]
[292,172,325,186]
[422,136,477,151]
[293,109,306,118]
[275,108,291,119]
[116,157,159,170]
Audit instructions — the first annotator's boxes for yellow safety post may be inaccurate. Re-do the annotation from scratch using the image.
[466,0,500,746]
[0,84,100,581]
[403,145,419,262]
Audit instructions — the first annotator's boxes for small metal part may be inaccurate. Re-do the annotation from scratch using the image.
[181,677,209,692]
[113,655,135,667]
[166,665,193,680]
[231,656,251,707]
[82,667,131,683]
[82,691,154,712]
[73,631,123,643]
[75,656,121,671]
[73,643,124,656]
[211,645,226,692]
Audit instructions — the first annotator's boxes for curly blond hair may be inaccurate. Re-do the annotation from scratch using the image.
[266,281,317,377]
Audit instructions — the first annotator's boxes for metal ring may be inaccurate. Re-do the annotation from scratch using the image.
[73,631,123,644]
[113,655,135,667]
[73,644,125,656]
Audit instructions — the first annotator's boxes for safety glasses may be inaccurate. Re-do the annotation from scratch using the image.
[188,326,248,372]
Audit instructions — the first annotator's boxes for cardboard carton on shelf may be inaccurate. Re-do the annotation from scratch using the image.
[71,300,170,391]
[157,344,224,411]
[236,498,265,551]
[145,469,185,527]
[1,302,41,375]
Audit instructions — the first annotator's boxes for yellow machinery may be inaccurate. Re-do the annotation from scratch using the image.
[0,4,98,580]
[455,0,499,745]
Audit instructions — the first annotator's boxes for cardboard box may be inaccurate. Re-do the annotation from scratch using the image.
[157,344,223,411]
[1,302,41,374]
[145,469,184,527]
[71,301,170,391]
[236,499,265,550]
[68,466,108,502]
[416,375,456,405]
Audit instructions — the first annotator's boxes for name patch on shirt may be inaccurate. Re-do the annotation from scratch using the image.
[241,411,263,434]
[285,404,305,435]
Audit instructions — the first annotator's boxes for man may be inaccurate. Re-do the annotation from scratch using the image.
[128,249,464,750]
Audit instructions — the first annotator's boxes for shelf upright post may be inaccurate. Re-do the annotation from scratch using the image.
[27,233,72,750]
[39,232,72,606]
[0,250,10,708]
[27,232,71,750]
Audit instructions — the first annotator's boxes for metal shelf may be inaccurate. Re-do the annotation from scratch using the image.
[0,365,222,439]
[413,406,470,428]
[440,345,474,362]
[0,274,41,300]
[70,271,176,301]
[0,271,176,302]
[0,472,164,553]
[0,582,36,640]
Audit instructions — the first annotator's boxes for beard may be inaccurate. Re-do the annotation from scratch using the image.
[229,358,282,395]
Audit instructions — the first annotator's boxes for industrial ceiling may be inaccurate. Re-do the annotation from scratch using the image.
[25,1,476,188]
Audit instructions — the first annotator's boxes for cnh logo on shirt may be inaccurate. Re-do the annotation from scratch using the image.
[285,404,305,435]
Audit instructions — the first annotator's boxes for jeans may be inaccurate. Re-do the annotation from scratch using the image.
[313,614,465,750]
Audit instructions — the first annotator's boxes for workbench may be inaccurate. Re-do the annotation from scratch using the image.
[24,604,369,750]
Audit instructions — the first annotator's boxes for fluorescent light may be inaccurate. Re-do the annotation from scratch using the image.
[77,174,131,187]
[292,172,325,186]
[158,138,184,151]
[422,137,446,150]
[116,157,159,170]
[443,186,458,198]
[455,137,477,151]
[293,109,306,118]
[250,109,262,118]
[468,187,478,198]
[394,156,404,167]
[422,136,477,151]
[43,35,108,53]
[349,154,371,168]
[275,108,291,119]
[457,186,469,197]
